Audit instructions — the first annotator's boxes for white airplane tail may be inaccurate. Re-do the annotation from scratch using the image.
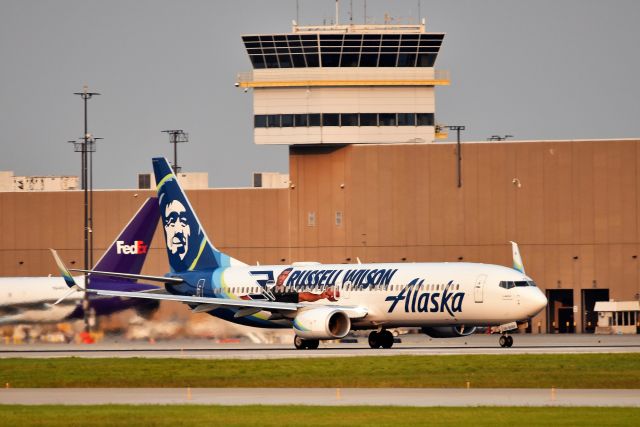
[510,241,525,274]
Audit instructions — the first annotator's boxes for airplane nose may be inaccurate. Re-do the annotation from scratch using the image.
[529,289,547,315]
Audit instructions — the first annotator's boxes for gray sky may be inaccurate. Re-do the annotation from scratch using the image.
[1,0,639,189]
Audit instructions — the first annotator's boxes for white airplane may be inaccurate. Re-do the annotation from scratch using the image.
[51,157,547,349]
[0,198,159,325]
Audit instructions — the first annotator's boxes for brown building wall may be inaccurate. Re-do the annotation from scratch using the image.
[1,139,639,333]
[288,140,640,333]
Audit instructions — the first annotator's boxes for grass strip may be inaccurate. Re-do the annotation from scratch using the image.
[0,405,639,427]
[1,354,639,388]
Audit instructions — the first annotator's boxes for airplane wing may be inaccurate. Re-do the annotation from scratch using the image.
[50,249,367,319]
[69,269,183,284]
[85,288,368,319]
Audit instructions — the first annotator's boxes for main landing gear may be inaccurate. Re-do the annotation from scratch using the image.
[368,330,394,349]
[294,335,319,350]
[499,334,514,348]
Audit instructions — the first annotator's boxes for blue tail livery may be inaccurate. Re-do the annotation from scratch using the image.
[153,157,245,273]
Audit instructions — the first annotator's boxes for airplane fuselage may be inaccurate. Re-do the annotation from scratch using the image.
[166,262,547,330]
[0,276,157,325]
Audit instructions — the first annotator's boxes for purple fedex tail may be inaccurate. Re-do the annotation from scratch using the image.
[87,197,159,292]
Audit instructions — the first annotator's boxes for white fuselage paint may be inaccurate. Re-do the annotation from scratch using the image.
[212,262,548,329]
[0,276,84,324]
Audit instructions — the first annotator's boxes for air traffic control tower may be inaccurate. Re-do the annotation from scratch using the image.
[236,21,449,145]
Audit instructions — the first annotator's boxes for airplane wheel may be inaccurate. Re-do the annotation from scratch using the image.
[499,335,508,348]
[294,336,319,350]
[506,336,514,347]
[368,331,381,349]
[381,330,394,349]
[294,335,306,350]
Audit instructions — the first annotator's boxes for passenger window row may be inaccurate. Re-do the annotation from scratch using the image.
[217,282,462,294]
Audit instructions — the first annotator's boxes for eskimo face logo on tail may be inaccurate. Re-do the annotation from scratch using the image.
[386,279,465,315]
[116,240,148,255]
[164,200,191,260]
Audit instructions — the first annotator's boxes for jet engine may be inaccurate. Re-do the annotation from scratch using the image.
[421,325,477,338]
[134,299,161,319]
[293,307,351,340]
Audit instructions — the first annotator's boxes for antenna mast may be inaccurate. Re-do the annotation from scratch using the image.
[162,129,189,173]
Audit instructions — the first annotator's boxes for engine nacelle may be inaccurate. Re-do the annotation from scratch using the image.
[293,307,351,340]
[421,325,477,338]
[134,299,161,319]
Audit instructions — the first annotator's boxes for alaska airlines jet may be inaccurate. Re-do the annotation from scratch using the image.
[0,198,160,325]
[51,158,547,349]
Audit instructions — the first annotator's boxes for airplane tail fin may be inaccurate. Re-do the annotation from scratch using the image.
[152,157,244,273]
[92,197,159,281]
[510,241,526,274]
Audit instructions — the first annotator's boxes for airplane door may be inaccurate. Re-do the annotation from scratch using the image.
[474,275,487,303]
[196,279,205,297]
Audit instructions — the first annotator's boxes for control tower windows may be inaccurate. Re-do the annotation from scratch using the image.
[281,114,294,127]
[308,114,321,126]
[294,114,308,127]
[378,54,398,67]
[267,115,280,127]
[379,113,397,126]
[397,53,417,67]
[341,113,359,126]
[265,55,279,68]
[254,115,267,128]
[242,33,444,68]
[292,55,306,67]
[254,113,434,128]
[359,113,377,126]
[278,55,292,68]
[341,54,360,67]
[323,113,340,127]
[306,54,320,67]
[417,113,434,126]
[397,113,416,126]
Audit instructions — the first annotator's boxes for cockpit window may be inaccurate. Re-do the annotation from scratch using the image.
[500,280,537,289]
[499,281,515,289]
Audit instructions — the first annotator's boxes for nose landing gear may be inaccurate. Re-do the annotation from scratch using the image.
[368,329,394,349]
[499,334,513,348]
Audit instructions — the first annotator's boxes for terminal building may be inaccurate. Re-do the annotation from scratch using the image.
[1,19,639,334]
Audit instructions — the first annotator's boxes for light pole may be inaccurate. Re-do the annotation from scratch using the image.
[445,125,466,188]
[73,86,100,336]
[162,130,189,173]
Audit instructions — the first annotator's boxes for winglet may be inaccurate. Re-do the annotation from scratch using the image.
[49,249,85,304]
[510,241,525,274]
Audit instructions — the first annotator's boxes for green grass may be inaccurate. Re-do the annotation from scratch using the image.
[0,406,639,427]
[1,354,639,388]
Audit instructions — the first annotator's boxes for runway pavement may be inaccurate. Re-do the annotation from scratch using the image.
[0,334,639,359]
[1,387,638,407]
